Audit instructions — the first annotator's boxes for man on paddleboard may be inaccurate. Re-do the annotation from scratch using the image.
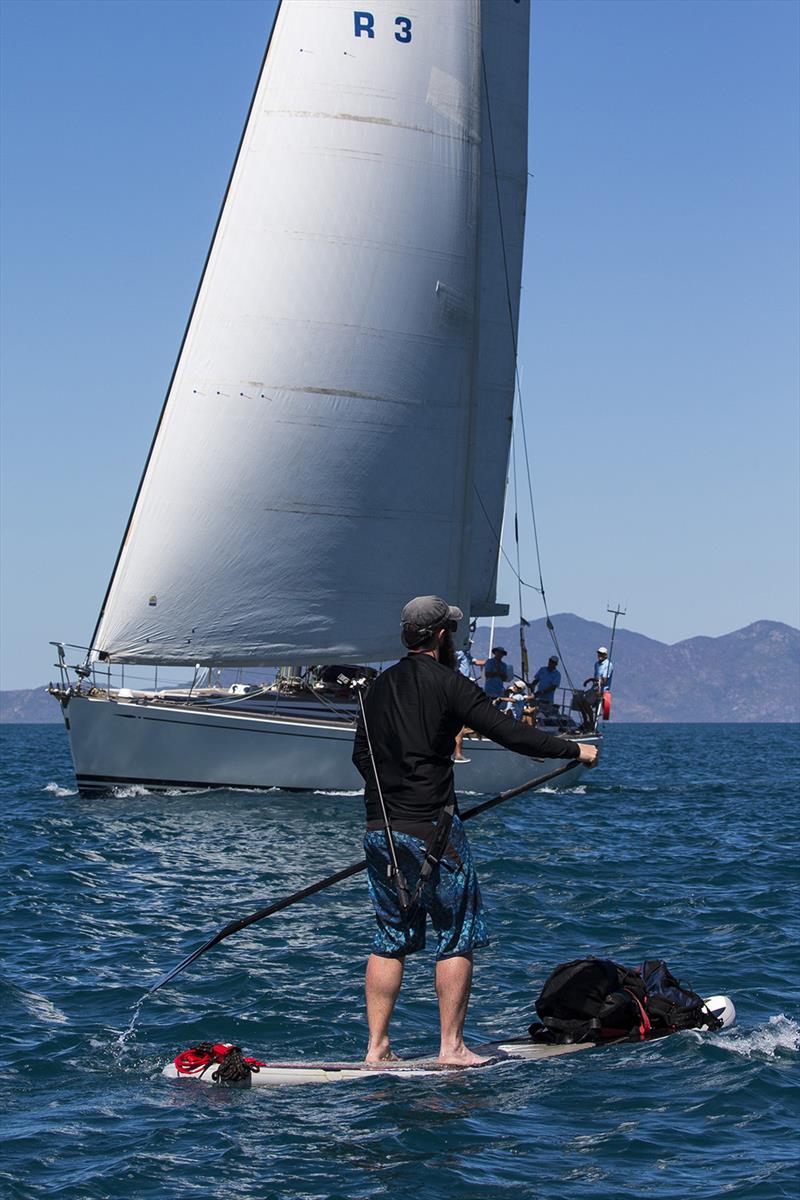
[353,595,598,1066]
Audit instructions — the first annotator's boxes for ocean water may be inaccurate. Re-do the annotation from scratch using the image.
[1,722,798,1200]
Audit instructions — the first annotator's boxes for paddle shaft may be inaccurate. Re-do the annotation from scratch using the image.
[148,755,583,993]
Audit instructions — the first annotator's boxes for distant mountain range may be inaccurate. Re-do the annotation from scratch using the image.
[1,616,798,723]
[1,686,63,724]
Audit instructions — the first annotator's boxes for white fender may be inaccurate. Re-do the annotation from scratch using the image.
[702,995,736,1029]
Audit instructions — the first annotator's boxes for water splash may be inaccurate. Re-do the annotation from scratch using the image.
[163,786,213,797]
[43,781,78,797]
[706,1015,800,1059]
[313,789,364,797]
[116,994,149,1052]
[110,784,154,799]
[537,784,587,795]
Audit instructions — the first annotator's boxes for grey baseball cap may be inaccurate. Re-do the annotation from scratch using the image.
[400,595,463,632]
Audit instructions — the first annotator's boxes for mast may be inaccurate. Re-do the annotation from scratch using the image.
[606,604,626,678]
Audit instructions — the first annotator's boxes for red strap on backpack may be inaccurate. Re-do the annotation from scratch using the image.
[625,988,652,1039]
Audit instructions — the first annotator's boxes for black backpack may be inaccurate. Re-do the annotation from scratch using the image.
[531,957,650,1044]
[530,956,723,1044]
[640,959,720,1032]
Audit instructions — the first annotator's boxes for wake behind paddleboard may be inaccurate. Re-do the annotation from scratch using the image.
[162,995,735,1087]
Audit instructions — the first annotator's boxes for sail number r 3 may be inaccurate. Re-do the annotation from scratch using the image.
[354,12,412,43]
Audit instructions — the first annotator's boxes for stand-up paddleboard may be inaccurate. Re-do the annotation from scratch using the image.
[162,996,735,1087]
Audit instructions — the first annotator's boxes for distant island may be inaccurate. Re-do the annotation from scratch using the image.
[2,616,798,723]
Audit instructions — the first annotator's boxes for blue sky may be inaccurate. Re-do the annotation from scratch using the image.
[1,0,798,689]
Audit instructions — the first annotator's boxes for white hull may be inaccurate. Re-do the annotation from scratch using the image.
[59,693,592,796]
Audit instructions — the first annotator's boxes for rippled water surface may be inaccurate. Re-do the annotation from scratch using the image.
[2,723,798,1199]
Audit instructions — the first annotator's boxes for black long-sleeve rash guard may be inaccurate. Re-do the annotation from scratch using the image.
[353,652,580,826]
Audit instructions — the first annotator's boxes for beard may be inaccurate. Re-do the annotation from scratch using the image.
[437,630,457,671]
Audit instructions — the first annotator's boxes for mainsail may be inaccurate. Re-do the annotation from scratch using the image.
[91,0,529,667]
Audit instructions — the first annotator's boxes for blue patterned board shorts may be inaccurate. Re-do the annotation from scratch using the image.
[364,814,489,960]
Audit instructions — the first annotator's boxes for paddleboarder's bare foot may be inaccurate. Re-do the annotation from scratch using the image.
[364,954,404,1063]
[438,1043,491,1067]
[435,954,484,1066]
[364,1038,402,1064]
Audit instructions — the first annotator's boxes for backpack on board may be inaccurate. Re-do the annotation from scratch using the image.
[529,956,722,1044]
[639,959,713,1032]
[530,957,650,1043]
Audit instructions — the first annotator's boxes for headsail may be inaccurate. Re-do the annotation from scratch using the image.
[91,0,529,667]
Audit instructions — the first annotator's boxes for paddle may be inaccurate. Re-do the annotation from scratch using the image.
[148,756,584,994]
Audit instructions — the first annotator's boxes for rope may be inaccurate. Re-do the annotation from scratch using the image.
[176,1042,257,1084]
[299,673,359,724]
[472,485,542,592]
[212,1045,254,1084]
[480,51,577,694]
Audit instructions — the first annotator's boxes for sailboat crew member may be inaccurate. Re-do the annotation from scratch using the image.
[586,646,613,692]
[453,644,475,763]
[352,596,598,1066]
[500,679,529,720]
[482,645,511,697]
[533,655,561,710]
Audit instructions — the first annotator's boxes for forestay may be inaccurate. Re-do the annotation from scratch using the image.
[92,0,530,667]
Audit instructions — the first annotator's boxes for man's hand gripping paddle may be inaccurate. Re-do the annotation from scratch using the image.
[147,754,589,995]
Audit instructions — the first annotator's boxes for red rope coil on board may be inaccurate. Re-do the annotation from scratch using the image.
[174,1042,266,1083]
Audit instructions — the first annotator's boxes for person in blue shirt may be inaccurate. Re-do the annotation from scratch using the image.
[499,679,529,720]
[455,648,476,680]
[586,646,613,692]
[454,647,475,761]
[483,646,511,698]
[533,655,561,706]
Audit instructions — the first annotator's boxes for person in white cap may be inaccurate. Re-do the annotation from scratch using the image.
[499,679,529,720]
[353,595,598,1068]
[585,646,613,693]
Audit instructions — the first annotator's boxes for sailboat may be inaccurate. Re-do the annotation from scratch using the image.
[50,0,598,795]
